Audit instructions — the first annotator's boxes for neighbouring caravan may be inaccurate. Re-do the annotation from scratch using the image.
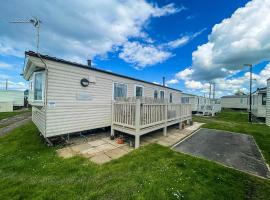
[266,78,270,127]
[0,101,13,112]
[181,93,220,115]
[181,93,209,112]
[0,90,24,112]
[251,87,267,119]
[220,95,248,110]
[23,51,191,147]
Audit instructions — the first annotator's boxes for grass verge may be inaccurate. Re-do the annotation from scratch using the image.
[0,122,269,199]
[0,109,30,121]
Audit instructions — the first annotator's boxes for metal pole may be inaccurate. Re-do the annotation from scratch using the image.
[162,77,165,86]
[209,82,212,99]
[213,83,215,99]
[249,65,252,123]
[5,79,8,90]
[37,24,40,53]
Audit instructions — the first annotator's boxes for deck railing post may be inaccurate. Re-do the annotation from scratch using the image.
[135,99,141,148]
[111,100,115,137]
[163,101,168,136]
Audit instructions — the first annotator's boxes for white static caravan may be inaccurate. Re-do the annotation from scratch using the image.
[251,87,267,118]
[23,51,191,147]
[180,93,220,116]
[181,93,209,112]
[220,95,248,110]
[266,78,270,127]
[0,90,24,112]
[0,101,13,112]
[0,90,24,107]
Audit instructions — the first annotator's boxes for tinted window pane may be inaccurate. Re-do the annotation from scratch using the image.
[114,83,127,100]
[136,86,143,97]
[34,73,43,100]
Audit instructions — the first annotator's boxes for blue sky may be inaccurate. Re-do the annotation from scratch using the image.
[0,0,269,96]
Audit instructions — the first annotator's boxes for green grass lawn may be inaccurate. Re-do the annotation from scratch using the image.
[0,109,30,121]
[0,121,270,199]
[193,111,270,164]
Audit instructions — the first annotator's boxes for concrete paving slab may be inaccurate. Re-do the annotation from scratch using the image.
[71,143,93,153]
[88,139,106,147]
[105,147,129,159]
[173,128,270,178]
[90,153,112,164]
[95,143,116,152]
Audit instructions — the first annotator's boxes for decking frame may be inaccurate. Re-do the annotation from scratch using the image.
[111,98,192,148]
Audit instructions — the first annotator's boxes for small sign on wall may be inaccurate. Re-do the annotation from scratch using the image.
[48,101,56,108]
[76,92,93,100]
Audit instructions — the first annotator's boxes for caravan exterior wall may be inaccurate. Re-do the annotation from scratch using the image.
[0,101,13,112]
[221,95,248,109]
[25,56,183,138]
[251,88,266,118]
[0,90,24,107]
[266,79,270,127]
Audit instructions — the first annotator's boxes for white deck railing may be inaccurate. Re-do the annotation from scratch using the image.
[198,104,221,116]
[112,99,192,130]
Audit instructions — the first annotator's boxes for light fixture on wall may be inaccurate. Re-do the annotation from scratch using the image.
[80,78,90,87]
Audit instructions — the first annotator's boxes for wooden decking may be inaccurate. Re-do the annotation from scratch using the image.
[111,98,192,148]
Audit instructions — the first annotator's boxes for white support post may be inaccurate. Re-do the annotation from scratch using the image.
[111,100,115,137]
[135,99,141,133]
[111,127,115,137]
[163,126,167,136]
[135,99,141,148]
[135,135,140,149]
[179,122,183,130]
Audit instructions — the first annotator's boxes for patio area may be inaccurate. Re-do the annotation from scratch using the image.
[57,122,203,164]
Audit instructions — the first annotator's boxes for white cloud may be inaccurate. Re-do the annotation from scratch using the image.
[0,62,13,70]
[166,79,179,85]
[175,68,194,80]
[190,0,270,80]
[181,62,270,97]
[120,28,205,69]
[166,36,190,49]
[184,80,209,90]
[165,28,206,49]
[152,3,184,17]
[0,0,180,61]
[0,80,27,91]
[119,41,172,69]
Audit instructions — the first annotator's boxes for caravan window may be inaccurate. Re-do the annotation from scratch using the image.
[154,90,158,99]
[160,91,165,100]
[181,97,189,104]
[262,93,266,105]
[34,72,44,101]
[135,85,143,98]
[169,93,173,103]
[114,83,127,100]
[240,98,243,104]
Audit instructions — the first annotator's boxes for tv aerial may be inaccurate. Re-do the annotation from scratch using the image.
[10,17,41,53]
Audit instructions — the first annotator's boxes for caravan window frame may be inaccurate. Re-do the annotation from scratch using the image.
[134,84,144,98]
[160,90,165,100]
[33,71,45,102]
[113,82,128,100]
[154,90,158,99]
[262,93,266,105]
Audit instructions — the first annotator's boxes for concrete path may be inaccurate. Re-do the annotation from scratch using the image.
[0,112,32,137]
[57,122,204,164]
[173,128,270,178]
